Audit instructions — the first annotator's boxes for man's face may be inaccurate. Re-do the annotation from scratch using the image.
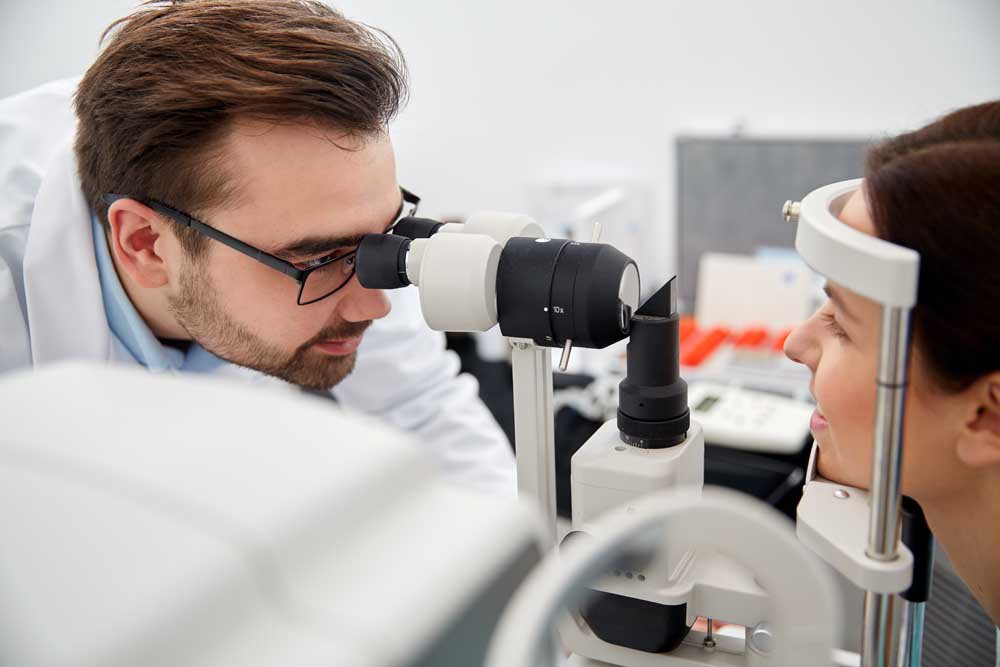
[167,120,398,390]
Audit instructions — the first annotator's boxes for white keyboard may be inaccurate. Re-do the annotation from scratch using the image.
[687,381,813,454]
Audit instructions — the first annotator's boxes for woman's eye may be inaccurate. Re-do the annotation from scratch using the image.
[821,311,849,341]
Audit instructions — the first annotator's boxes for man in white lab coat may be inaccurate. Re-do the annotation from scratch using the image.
[0,0,515,496]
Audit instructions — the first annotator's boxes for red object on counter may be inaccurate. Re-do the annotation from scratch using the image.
[772,327,793,352]
[680,326,730,366]
[733,327,768,348]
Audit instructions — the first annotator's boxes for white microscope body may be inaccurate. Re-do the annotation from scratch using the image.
[561,281,817,667]
[357,210,842,666]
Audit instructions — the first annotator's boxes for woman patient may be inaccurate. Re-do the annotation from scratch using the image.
[783,100,1000,628]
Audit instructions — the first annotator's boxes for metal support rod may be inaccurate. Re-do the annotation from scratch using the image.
[862,305,912,667]
[867,306,910,560]
[896,600,926,667]
[510,340,558,547]
[862,592,894,666]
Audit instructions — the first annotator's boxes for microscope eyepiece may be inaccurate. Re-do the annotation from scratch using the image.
[616,278,690,449]
[356,233,412,289]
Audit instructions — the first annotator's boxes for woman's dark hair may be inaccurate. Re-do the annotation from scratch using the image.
[864,100,1000,391]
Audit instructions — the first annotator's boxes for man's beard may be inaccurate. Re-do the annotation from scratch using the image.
[167,262,369,391]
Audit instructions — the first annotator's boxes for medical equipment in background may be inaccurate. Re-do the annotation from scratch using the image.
[0,363,545,667]
[785,178,935,667]
[694,252,815,332]
[358,212,845,665]
[527,178,660,302]
[686,381,813,455]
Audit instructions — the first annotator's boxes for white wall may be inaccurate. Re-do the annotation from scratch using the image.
[3,0,999,283]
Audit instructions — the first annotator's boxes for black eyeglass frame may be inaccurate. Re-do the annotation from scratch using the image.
[101,188,420,305]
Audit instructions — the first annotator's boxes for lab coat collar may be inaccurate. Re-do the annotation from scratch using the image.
[22,136,117,365]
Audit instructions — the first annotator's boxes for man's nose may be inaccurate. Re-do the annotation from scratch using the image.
[339,280,391,323]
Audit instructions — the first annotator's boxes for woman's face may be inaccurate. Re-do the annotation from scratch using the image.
[783,189,970,501]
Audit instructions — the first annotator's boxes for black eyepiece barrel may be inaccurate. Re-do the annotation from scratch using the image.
[356,233,411,289]
[617,278,690,449]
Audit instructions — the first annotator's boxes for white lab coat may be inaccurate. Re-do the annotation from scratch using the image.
[0,79,515,496]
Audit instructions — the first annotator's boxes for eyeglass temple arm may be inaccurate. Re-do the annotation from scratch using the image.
[102,193,303,280]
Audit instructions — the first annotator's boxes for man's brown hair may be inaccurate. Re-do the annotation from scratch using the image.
[75,0,408,256]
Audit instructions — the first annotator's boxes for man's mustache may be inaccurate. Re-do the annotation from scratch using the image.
[305,320,372,348]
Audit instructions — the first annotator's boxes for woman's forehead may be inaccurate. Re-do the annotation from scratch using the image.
[838,188,876,236]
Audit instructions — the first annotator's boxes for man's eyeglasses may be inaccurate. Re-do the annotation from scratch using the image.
[101,188,420,305]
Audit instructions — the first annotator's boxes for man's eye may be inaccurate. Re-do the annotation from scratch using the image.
[295,250,350,270]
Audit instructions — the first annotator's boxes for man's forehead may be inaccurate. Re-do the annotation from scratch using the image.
[213,119,399,250]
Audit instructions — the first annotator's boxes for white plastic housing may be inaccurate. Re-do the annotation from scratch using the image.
[0,363,545,667]
[411,232,502,332]
[797,484,913,593]
[571,420,705,527]
[463,211,545,245]
[795,178,919,308]
[488,487,841,667]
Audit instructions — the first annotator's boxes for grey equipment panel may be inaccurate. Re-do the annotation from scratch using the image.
[676,136,872,311]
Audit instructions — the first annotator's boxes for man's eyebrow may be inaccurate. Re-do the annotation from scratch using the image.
[271,234,364,259]
[271,193,407,260]
[823,283,859,322]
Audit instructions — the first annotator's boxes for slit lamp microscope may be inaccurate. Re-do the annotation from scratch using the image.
[354,179,933,667]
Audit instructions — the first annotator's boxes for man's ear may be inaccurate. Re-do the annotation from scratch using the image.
[105,199,171,289]
[956,374,1000,468]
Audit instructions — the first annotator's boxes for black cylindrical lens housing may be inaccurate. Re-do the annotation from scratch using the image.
[496,237,635,349]
[616,280,689,449]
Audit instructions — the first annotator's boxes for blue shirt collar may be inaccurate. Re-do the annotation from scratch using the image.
[91,215,223,374]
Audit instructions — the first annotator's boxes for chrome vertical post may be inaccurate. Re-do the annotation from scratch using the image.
[861,305,912,666]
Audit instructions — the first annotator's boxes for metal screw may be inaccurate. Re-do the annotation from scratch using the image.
[703,618,716,651]
[559,339,574,371]
[749,622,773,655]
[834,488,850,499]
[782,200,801,223]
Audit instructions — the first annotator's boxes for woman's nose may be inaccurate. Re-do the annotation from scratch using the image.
[784,318,818,371]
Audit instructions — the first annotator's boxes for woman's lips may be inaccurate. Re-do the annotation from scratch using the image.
[314,335,363,356]
[810,408,829,432]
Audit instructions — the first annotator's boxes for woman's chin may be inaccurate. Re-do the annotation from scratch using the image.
[815,445,866,489]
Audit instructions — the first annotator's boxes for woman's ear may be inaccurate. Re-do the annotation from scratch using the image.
[956,374,1000,468]
[105,199,171,288]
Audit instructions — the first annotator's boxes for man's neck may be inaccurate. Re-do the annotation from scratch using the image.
[922,468,1000,626]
